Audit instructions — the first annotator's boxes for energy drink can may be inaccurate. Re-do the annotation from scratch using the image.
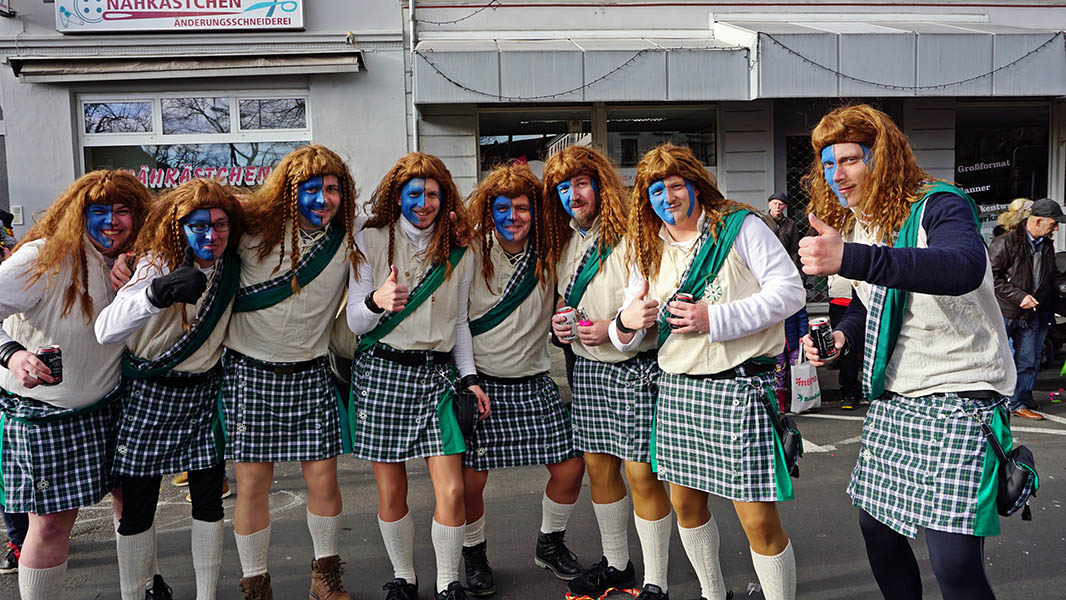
[671,293,694,329]
[556,306,578,341]
[810,317,839,360]
[35,346,62,386]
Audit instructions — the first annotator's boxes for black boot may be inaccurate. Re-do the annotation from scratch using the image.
[145,575,174,600]
[462,542,496,597]
[435,581,470,600]
[534,530,581,580]
[636,583,669,599]
[381,578,418,600]
[566,556,635,597]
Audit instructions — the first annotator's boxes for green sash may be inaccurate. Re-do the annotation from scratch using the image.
[356,247,467,354]
[657,210,751,348]
[564,241,615,309]
[867,182,979,400]
[233,226,345,313]
[121,252,240,379]
[469,268,538,336]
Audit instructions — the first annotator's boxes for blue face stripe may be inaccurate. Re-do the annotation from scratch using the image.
[492,195,516,240]
[297,176,327,227]
[400,177,427,226]
[182,208,217,261]
[86,203,114,249]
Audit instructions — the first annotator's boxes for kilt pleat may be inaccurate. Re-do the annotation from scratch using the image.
[848,392,1002,537]
[656,372,783,502]
[0,398,119,514]
[570,354,659,463]
[220,352,342,463]
[463,373,579,471]
[113,373,221,477]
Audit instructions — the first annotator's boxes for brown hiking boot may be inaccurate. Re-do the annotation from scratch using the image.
[310,555,351,600]
[240,573,273,600]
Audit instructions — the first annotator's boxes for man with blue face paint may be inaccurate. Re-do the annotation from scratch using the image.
[556,177,599,232]
[86,203,118,249]
[183,208,223,263]
[820,144,873,208]
[491,195,517,241]
[298,176,329,228]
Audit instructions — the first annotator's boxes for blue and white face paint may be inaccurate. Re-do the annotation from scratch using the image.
[821,143,873,207]
[297,176,327,227]
[181,209,217,261]
[86,203,115,249]
[401,177,427,226]
[648,177,697,225]
[556,176,599,231]
[492,195,516,241]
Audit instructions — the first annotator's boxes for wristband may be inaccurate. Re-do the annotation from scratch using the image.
[459,374,481,390]
[615,312,636,334]
[0,341,27,369]
[364,292,385,314]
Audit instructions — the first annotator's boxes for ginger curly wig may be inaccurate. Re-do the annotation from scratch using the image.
[467,161,544,289]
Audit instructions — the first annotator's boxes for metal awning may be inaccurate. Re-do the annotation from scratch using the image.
[8,50,364,83]
[413,35,750,104]
[711,14,1066,97]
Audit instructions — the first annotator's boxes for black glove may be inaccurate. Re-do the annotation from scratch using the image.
[146,246,208,308]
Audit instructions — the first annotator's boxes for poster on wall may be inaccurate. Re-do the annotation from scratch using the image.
[56,0,304,33]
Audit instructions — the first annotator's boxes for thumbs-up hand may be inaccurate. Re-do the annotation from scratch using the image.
[618,280,659,333]
[798,214,844,276]
[372,265,410,312]
[147,245,208,308]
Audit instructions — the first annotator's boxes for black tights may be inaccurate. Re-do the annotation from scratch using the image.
[858,509,995,600]
[118,463,226,536]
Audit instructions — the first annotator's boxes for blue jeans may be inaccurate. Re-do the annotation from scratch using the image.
[1004,317,1049,411]
[1,509,27,548]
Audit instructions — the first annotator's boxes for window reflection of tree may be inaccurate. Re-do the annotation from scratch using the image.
[84,102,151,133]
[142,141,303,170]
[239,98,306,130]
[161,97,231,135]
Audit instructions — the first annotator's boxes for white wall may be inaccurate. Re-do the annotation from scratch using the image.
[719,99,775,209]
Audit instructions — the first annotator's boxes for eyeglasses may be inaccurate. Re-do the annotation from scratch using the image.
[183,221,230,234]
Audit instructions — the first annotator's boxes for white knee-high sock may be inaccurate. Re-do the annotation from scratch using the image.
[234,525,271,578]
[18,561,67,600]
[306,509,341,560]
[751,541,796,600]
[378,513,416,584]
[192,519,224,600]
[117,528,155,600]
[148,540,159,590]
[634,512,673,591]
[679,515,727,600]
[541,494,577,534]
[464,515,486,548]
[432,519,465,593]
[592,496,630,569]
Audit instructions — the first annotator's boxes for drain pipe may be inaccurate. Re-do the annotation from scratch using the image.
[409,0,419,152]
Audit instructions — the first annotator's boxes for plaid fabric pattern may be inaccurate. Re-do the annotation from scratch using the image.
[0,398,119,514]
[848,392,1004,537]
[656,371,780,502]
[220,352,342,462]
[462,373,579,470]
[570,355,659,463]
[563,235,599,301]
[113,372,222,477]
[234,226,334,301]
[350,348,458,462]
[861,283,888,399]
[497,246,535,302]
[655,220,710,326]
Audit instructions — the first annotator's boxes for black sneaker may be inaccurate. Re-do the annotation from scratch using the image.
[0,542,18,574]
[382,578,418,600]
[146,574,173,600]
[534,530,581,580]
[566,556,635,597]
[435,581,470,600]
[462,541,495,597]
[636,583,669,599]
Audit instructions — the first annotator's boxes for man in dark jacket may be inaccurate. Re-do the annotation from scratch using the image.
[989,197,1066,420]
[763,193,802,270]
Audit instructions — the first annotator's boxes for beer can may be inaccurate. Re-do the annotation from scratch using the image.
[577,308,592,327]
[810,317,838,360]
[556,306,578,341]
[671,293,694,329]
[35,346,62,386]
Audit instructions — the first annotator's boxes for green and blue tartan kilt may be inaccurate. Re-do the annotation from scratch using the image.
[656,371,789,502]
[0,396,119,514]
[220,352,342,463]
[848,392,1004,537]
[113,371,222,477]
[571,354,659,464]
[463,373,580,471]
[350,349,464,463]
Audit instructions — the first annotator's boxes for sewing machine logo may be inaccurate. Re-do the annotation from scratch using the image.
[57,1,301,31]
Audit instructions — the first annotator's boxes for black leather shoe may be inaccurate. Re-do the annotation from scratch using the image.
[566,556,635,597]
[534,530,581,580]
[462,541,496,597]
[435,581,470,600]
[145,575,173,600]
[700,592,734,600]
[636,583,668,599]
[382,578,418,600]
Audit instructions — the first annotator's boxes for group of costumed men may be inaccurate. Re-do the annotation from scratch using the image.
[0,103,1025,600]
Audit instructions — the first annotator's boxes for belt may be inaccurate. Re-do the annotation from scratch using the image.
[149,366,221,388]
[479,371,547,385]
[695,360,776,381]
[957,390,1000,400]
[236,351,323,375]
[369,345,452,367]
[630,350,659,362]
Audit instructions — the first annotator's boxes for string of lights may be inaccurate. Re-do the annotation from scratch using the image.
[416,0,501,26]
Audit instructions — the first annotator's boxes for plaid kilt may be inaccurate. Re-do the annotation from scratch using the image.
[571,354,659,463]
[350,350,461,463]
[220,352,342,463]
[656,372,783,502]
[463,373,579,471]
[113,371,222,477]
[0,395,119,514]
[848,392,1003,537]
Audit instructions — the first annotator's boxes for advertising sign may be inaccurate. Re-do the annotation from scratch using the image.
[56,0,304,33]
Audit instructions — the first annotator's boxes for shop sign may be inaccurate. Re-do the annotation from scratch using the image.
[119,164,273,189]
[56,0,304,34]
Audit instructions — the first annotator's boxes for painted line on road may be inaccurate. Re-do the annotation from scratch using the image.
[1013,426,1066,435]
[794,413,866,422]
[803,439,836,453]
[1034,411,1066,426]
[833,435,863,446]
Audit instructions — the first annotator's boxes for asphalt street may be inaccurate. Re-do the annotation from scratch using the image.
[3,351,1065,600]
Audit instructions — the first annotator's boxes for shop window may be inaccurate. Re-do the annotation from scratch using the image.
[78,92,310,189]
[606,106,716,186]
[478,107,592,178]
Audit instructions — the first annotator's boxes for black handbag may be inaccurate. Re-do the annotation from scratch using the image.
[758,390,803,478]
[973,409,1038,520]
[453,387,479,437]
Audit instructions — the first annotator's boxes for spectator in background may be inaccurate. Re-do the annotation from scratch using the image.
[988,197,1066,420]
[0,209,23,574]
[764,193,808,412]
[763,193,802,270]
[1,208,16,261]
[828,275,863,409]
